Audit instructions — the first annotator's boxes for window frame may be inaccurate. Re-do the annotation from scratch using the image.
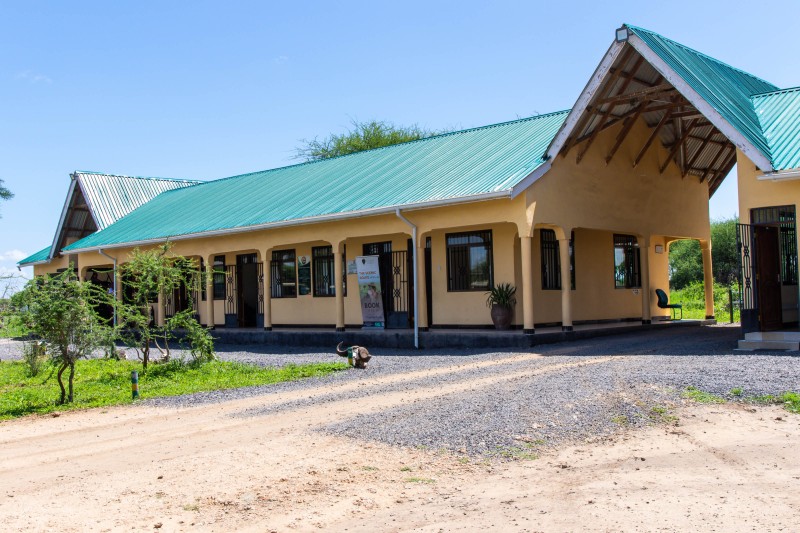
[271,249,297,298]
[312,246,335,297]
[446,230,493,292]
[212,255,226,300]
[613,234,641,289]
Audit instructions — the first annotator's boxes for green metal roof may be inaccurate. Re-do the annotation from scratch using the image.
[626,25,779,166]
[18,246,52,266]
[751,87,800,171]
[64,112,568,252]
[75,171,201,229]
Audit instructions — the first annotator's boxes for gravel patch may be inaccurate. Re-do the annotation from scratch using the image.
[4,326,799,459]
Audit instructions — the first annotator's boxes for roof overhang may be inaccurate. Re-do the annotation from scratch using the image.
[758,168,800,181]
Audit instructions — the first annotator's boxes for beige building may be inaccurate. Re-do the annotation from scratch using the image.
[21,24,798,344]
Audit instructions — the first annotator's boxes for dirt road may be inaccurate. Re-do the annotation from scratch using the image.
[1,351,798,532]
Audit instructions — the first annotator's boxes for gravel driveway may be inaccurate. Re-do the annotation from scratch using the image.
[3,325,799,457]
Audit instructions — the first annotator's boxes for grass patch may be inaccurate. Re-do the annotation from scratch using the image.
[490,443,539,461]
[781,392,800,413]
[682,386,726,404]
[648,405,679,425]
[404,477,435,484]
[0,358,348,419]
[610,414,629,426]
[730,387,743,397]
[399,466,412,472]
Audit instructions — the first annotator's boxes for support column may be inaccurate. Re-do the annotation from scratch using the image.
[205,255,215,329]
[416,239,428,331]
[114,267,123,303]
[156,292,166,327]
[558,235,573,332]
[701,240,715,319]
[521,235,535,334]
[263,249,273,331]
[334,242,345,331]
[639,236,651,324]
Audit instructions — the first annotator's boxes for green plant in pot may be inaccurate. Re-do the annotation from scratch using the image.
[486,282,516,330]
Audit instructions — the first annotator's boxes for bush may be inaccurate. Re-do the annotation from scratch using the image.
[22,341,48,377]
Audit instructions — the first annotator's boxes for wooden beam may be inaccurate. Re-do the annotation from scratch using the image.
[659,118,698,174]
[633,108,674,168]
[605,105,644,165]
[607,67,660,88]
[700,145,733,183]
[707,148,737,190]
[686,134,729,148]
[685,133,715,174]
[596,83,676,106]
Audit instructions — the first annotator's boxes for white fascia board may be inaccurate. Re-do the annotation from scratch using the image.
[627,33,774,173]
[63,190,513,254]
[510,161,553,198]
[18,259,51,267]
[545,40,626,160]
[758,168,800,181]
[48,177,78,260]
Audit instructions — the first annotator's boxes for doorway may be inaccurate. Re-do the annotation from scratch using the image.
[237,253,260,328]
[363,241,414,328]
[755,225,782,331]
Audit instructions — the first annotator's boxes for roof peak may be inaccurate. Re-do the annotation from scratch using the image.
[751,86,800,100]
[73,170,201,184]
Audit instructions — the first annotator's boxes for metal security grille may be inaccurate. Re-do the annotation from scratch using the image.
[446,230,493,291]
[270,249,296,298]
[225,264,237,316]
[736,223,756,311]
[257,262,264,315]
[540,229,560,290]
[613,234,640,288]
[390,250,409,315]
[313,246,335,297]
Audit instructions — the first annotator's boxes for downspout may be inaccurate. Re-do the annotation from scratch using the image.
[98,249,118,328]
[395,208,419,349]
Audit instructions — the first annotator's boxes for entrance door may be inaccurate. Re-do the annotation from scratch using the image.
[755,226,782,331]
[237,253,259,327]
[363,241,413,328]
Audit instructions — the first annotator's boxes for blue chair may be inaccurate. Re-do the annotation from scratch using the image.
[655,289,682,320]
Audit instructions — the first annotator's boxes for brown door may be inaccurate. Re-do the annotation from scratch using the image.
[755,226,782,331]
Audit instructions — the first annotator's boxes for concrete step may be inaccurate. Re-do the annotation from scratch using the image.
[737,339,800,351]
[744,331,800,342]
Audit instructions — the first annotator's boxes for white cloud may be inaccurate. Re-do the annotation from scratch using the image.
[272,55,289,65]
[15,70,53,84]
[0,249,28,262]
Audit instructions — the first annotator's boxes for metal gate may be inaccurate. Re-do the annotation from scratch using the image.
[737,223,758,332]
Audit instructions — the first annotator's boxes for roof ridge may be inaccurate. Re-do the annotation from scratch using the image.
[624,24,778,92]
[751,86,800,99]
[73,171,202,184]
[200,110,573,185]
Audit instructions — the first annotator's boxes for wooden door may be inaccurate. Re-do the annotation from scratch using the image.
[755,226,782,331]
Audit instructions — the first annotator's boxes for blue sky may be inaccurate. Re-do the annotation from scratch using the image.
[1,0,798,280]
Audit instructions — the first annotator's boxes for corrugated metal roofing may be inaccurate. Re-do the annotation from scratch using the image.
[752,87,800,171]
[64,112,568,251]
[18,246,52,266]
[75,172,201,229]
[626,25,778,165]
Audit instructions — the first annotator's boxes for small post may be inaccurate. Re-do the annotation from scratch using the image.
[728,286,734,324]
[131,370,139,400]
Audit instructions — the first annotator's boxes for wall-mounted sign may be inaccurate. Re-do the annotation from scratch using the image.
[347,260,357,275]
[655,244,664,254]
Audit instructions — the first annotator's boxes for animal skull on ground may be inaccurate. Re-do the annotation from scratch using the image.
[336,341,371,369]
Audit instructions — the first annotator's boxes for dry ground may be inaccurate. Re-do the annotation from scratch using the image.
[1,353,798,532]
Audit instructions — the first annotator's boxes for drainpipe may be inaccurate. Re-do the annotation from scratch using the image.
[98,249,118,328]
[396,209,419,349]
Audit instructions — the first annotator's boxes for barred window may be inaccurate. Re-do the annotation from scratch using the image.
[541,230,576,290]
[313,246,335,297]
[213,255,226,300]
[271,249,297,298]
[446,230,493,291]
[614,234,640,288]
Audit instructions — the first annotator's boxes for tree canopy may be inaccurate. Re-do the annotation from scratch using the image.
[668,217,740,289]
[0,179,12,217]
[296,120,441,161]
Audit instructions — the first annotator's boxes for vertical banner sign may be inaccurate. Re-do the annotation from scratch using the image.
[356,255,385,329]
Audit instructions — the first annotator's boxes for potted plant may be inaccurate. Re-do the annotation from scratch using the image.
[486,282,516,330]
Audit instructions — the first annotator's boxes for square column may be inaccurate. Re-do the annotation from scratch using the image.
[558,236,573,331]
[702,241,715,319]
[521,235,535,334]
[416,241,428,331]
[639,237,652,324]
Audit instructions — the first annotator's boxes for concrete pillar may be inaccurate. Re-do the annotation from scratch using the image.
[521,235,535,334]
[115,267,123,303]
[639,236,652,324]
[156,292,166,327]
[263,249,273,330]
[558,235,573,331]
[701,240,715,319]
[334,242,345,331]
[205,255,215,328]
[416,239,428,330]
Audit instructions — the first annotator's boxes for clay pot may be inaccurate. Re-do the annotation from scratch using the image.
[490,304,513,330]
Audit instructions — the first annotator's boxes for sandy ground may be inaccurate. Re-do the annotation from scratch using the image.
[1,355,798,532]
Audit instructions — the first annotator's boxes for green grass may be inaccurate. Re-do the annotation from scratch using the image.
[0,358,348,420]
[669,282,740,322]
[404,477,435,484]
[682,386,725,404]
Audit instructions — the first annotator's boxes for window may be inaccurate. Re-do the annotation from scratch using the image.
[446,230,493,291]
[271,249,297,298]
[213,255,226,300]
[313,246,335,297]
[614,234,640,288]
[541,229,576,290]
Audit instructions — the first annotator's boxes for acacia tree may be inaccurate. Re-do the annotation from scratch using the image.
[0,179,12,218]
[117,244,213,368]
[12,270,112,403]
[296,120,441,161]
